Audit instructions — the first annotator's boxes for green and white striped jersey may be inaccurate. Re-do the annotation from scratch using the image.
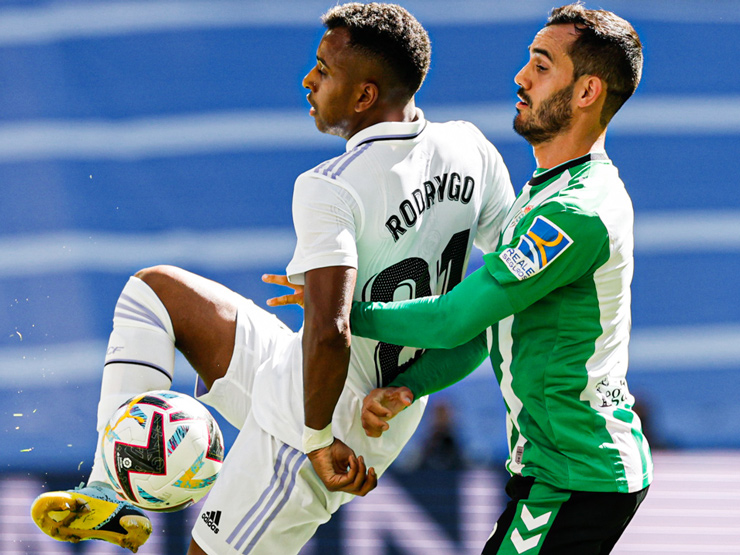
[484,152,652,493]
[350,152,653,494]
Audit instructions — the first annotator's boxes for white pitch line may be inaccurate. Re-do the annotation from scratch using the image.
[0,209,738,279]
[0,96,738,162]
[629,324,740,371]
[0,110,342,161]
[2,321,738,388]
[0,1,736,46]
[0,228,297,278]
[634,210,740,253]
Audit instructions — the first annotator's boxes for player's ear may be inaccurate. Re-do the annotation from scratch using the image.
[355,81,379,113]
[576,75,603,109]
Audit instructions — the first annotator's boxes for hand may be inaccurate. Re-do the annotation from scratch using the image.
[361,386,414,438]
[262,274,304,307]
[307,438,377,496]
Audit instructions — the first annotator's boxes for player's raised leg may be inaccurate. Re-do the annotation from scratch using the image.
[134,264,239,390]
[31,265,241,552]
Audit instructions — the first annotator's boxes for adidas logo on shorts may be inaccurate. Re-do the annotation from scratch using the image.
[202,510,222,534]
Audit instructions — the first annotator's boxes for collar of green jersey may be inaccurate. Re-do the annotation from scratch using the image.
[529,151,610,187]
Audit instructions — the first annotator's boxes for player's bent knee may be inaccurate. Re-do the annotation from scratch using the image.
[133,265,194,324]
[134,265,184,291]
[133,265,239,385]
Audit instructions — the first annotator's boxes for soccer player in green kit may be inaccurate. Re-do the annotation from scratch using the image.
[350,4,653,554]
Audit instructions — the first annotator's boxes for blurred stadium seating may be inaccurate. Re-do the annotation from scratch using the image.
[2,0,739,552]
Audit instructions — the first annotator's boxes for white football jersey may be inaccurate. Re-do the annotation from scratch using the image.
[253,110,514,462]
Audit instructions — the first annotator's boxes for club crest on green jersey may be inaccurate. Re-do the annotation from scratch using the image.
[500,216,573,280]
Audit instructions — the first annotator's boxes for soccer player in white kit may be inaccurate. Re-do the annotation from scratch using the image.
[30,4,514,554]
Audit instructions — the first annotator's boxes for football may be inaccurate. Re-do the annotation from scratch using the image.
[101,390,224,512]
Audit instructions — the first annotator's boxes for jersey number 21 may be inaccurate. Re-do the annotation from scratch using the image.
[361,230,470,386]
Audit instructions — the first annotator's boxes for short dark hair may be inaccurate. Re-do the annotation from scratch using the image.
[547,3,643,125]
[322,3,431,100]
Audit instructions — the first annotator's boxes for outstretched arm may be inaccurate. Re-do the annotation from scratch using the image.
[352,202,614,351]
[351,265,514,350]
[362,330,489,437]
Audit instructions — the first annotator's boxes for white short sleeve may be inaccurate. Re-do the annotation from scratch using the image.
[286,173,360,285]
[462,123,515,254]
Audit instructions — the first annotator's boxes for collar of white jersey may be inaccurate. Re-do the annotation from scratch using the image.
[345,108,427,152]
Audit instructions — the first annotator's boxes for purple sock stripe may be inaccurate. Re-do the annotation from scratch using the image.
[226,443,290,545]
[118,293,168,332]
[104,359,173,381]
[242,449,306,555]
[234,447,303,551]
[332,142,372,178]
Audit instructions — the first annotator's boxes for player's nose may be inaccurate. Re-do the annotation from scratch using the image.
[514,64,530,89]
[302,68,317,91]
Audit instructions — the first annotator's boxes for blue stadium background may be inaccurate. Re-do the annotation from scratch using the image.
[2,1,739,553]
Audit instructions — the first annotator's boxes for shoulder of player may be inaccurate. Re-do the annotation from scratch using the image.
[293,163,365,217]
[298,119,497,187]
[299,143,380,187]
[502,204,610,277]
[535,160,627,213]
[537,163,632,229]
[529,198,608,241]
[426,119,494,146]
[429,120,506,173]
[534,198,600,220]
[565,157,622,188]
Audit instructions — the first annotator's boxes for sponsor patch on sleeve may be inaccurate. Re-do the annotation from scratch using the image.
[499,216,573,280]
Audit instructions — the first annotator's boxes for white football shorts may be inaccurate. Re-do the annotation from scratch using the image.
[192,296,426,554]
[192,299,351,554]
[191,409,352,555]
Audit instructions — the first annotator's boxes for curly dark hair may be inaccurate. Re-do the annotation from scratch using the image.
[322,3,431,100]
[547,3,643,126]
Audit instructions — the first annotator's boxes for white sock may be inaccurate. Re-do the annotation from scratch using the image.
[87,276,176,486]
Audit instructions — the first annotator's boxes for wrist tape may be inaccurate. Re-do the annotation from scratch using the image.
[302,422,334,453]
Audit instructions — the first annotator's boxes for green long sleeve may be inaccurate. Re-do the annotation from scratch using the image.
[390,331,489,399]
[350,265,515,349]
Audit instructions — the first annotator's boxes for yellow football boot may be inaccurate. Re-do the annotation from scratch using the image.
[30,482,152,553]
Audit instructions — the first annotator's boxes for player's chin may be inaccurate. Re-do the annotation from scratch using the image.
[312,118,327,133]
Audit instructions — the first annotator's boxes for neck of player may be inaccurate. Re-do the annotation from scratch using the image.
[348,98,418,140]
[532,118,608,170]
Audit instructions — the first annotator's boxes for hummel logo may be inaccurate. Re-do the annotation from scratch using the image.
[202,510,222,534]
[510,505,552,553]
